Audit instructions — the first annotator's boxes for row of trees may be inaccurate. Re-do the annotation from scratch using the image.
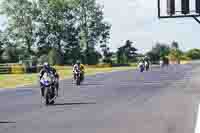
[186,49,200,60]
[98,40,138,65]
[146,41,200,63]
[0,0,199,66]
[0,0,111,65]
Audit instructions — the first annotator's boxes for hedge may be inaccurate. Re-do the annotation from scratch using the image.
[111,64,130,67]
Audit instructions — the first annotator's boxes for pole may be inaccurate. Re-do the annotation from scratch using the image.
[158,0,161,18]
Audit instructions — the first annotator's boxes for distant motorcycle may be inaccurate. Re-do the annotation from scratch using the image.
[40,72,57,105]
[145,61,150,71]
[138,62,145,72]
[75,69,83,85]
[160,60,164,68]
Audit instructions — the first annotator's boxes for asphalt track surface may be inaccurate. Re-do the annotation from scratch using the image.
[0,63,200,133]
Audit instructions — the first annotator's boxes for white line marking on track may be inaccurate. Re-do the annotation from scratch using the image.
[195,104,200,133]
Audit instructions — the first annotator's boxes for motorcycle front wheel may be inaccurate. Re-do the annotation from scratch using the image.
[76,76,81,85]
[45,87,55,105]
[45,88,50,105]
[140,67,144,72]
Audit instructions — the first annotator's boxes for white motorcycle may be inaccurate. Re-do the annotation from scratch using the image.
[40,72,57,105]
[144,61,150,71]
[160,60,164,68]
[138,62,145,72]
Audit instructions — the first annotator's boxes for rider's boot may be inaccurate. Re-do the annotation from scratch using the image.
[41,87,45,97]
[56,89,58,97]
[73,73,76,81]
[56,83,59,97]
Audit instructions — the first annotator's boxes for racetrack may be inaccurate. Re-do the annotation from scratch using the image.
[0,63,200,133]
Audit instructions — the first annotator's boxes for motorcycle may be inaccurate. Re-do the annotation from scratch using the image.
[75,69,83,85]
[138,62,145,72]
[160,60,164,68]
[145,61,150,71]
[40,72,57,105]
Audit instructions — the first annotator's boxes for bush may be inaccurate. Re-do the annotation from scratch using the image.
[179,55,191,61]
[1,46,18,63]
[168,49,182,61]
[186,49,200,60]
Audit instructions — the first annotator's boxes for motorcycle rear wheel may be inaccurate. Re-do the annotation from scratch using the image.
[45,88,55,105]
[76,77,81,85]
[45,91,50,105]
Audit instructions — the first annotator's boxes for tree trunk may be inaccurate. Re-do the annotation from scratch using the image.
[26,36,32,55]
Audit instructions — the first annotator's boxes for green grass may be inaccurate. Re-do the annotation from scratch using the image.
[0,66,135,89]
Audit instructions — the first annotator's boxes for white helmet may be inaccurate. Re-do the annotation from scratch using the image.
[43,62,50,69]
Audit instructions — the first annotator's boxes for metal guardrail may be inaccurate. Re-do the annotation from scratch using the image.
[0,64,10,74]
[0,63,143,74]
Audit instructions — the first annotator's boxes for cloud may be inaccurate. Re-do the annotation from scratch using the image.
[96,0,200,53]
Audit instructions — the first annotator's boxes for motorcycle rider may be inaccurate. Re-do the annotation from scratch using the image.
[39,62,59,97]
[144,56,150,70]
[73,60,85,81]
[138,58,145,69]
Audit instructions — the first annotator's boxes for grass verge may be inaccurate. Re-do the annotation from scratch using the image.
[0,66,134,89]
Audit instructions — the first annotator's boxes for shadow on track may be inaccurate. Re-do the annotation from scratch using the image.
[0,121,16,124]
[51,102,96,106]
[80,83,103,86]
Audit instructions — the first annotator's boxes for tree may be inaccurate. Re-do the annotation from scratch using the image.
[146,43,170,62]
[100,44,113,64]
[117,40,137,64]
[35,0,110,64]
[168,41,183,63]
[186,49,200,60]
[35,0,76,54]
[1,46,18,63]
[0,0,111,65]
[35,0,79,64]
[0,0,38,55]
[124,40,137,62]
[171,41,179,50]
[85,49,102,65]
[0,30,20,63]
[168,48,182,62]
[0,31,4,62]
[74,0,111,64]
[146,51,158,63]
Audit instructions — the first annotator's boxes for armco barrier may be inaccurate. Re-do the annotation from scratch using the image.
[0,64,133,74]
[54,66,72,70]
[0,64,10,74]
[11,64,24,74]
[86,64,111,68]
[180,60,191,64]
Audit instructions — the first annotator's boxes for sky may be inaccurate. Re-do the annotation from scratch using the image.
[0,0,200,53]
[96,0,200,53]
